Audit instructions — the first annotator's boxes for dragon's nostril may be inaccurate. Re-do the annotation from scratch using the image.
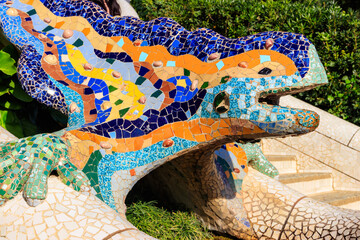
[213,92,230,114]
[258,67,272,75]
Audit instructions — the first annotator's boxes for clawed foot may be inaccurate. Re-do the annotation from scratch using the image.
[241,142,279,178]
[0,133,90,206]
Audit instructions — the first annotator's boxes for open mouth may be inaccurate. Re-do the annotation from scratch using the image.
[251,85,322,136]
[257,87,299,107]
[258,94,280,106]
[256,84,324,107]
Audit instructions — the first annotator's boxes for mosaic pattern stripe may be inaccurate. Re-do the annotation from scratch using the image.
[4,1,357,240]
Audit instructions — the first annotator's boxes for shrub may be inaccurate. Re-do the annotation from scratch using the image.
[0,44,37,137]
[0,41,66,137]
[336,0,360,10]
[126,201,213,239]
[132,0,360,125]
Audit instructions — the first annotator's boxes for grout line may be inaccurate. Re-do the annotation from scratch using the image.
[278,196,307,240]
[313,130,360,152]
[347,128,360,147]
[102,228,137,240]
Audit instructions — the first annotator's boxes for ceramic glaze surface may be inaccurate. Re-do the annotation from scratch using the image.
[1,1,357,240]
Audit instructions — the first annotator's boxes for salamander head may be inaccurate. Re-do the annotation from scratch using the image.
[177,34,327,142]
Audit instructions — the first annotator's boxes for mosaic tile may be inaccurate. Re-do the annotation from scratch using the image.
[2,0,358,239]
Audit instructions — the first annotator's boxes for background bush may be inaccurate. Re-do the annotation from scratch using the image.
[0,37,65,137]
[337,0,360,11]
[132,0,360,125]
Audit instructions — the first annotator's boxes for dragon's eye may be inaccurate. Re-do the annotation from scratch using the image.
[258,67,272,75]
[213,92,230,114]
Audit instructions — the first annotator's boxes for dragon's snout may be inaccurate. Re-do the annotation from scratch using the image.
[233,42,326,137]
[294,109,320,131]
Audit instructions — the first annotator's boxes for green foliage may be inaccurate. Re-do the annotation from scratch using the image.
[132,0,360,125]
[0,44,37,138]
[126,201,213,239]
[336,0,360,11]
[0,34,67,137]
[0,50,16,76]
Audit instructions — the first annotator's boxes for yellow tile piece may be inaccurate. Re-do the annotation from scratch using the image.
[65,44,145,121]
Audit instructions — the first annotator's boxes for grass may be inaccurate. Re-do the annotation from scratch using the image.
[126,200,213,239]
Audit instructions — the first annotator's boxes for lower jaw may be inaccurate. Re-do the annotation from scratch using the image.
[245,104,320,136]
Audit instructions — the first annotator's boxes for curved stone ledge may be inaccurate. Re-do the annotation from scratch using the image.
[116,0,139,18]
[0,176,155,240]
[0,126,17,142]
[348,130,360,151]
[279,96,360,146]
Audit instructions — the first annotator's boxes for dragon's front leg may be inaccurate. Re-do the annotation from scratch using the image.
[0,132,90,206]
[241,142,279,178]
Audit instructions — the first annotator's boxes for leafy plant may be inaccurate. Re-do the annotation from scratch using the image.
[336,0,360,11]
[0,44,36,138]
[132,0,360,125]
[0,32,68,137]
[126,201,213,239]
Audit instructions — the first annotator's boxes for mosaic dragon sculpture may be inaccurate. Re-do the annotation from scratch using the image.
[0,0,360,239]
